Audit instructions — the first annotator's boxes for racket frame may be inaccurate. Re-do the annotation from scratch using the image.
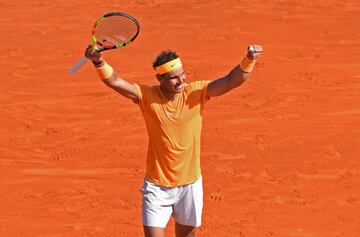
[70,12,140,74]
[91,12,140,52]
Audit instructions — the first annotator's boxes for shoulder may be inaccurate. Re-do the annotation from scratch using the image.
[135,84,161,103]
[184,80,212,103]
[135,84,159,93]
[187,80,211,91]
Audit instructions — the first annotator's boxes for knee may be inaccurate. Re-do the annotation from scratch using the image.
[175,223,197,237]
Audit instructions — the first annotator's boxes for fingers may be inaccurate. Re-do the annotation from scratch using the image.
[84,44,102,62]
[248,44,263,53]
[247,44,263,60]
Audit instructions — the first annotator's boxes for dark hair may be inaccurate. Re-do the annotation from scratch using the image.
[152,50,179,69]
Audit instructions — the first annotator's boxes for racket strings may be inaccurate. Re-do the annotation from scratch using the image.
[94,16,138,48]
[97,17,137,37]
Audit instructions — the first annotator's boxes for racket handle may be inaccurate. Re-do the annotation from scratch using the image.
[69,56,88,74]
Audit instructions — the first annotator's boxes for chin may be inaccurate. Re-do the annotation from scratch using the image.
[173,89,183,93]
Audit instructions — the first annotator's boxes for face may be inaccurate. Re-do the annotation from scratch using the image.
[158,67,186,94]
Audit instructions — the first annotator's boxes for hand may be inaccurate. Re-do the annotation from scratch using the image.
[247,44,263,60]
[84,45,102,63]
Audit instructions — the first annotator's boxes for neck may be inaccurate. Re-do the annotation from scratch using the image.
[160,85,177,101]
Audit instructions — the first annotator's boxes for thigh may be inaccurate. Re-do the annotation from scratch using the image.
[141,178,175,228]
[175,222,196,237]
[173,177,203,227]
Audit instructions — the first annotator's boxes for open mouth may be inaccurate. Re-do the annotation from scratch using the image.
[174,84,183,91]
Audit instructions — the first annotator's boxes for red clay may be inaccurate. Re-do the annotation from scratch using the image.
[1,0,360,236]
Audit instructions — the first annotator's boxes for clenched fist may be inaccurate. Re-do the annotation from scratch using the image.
[84,45,102,63]
[247,44,263,60]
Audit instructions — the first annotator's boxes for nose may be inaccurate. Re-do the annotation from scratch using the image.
[177,74,185,83]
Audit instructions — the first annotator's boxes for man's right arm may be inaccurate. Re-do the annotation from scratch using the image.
[98,65,139,103]
[84,45,139,103]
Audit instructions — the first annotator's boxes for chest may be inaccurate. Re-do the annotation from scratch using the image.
[149,94,200,124]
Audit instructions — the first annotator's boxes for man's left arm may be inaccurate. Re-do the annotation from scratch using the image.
[207,44,263,97]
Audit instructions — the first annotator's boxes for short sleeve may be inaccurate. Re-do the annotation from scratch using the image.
[134,84,153,109]
[189,80,211,104]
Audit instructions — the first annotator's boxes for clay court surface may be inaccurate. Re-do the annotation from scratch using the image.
[1,0,360,236]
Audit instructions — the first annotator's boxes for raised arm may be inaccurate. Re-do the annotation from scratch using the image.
[207,44,263,97]
[84,45,139,103]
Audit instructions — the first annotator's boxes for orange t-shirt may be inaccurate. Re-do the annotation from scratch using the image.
[135,80,210,187]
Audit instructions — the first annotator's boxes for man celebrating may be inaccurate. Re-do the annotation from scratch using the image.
[84,44,263,237]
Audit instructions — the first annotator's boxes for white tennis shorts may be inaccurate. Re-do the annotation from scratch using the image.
[140,176,203,228]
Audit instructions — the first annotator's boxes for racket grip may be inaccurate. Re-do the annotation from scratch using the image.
[69,56,88,74]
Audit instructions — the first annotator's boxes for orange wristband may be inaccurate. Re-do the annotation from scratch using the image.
[240,57,256,73]
[96,62,114,80]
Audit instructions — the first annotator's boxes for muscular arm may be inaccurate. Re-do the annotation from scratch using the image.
[98,64,139,103]
[207,66,250,97]
[85,45,139,103]
[207,44,263,97]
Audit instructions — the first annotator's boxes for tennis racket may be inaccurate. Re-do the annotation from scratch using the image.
[69,12,140,74]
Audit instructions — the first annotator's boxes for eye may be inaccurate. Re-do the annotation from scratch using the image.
[175,71,186,78]
[164,71,186,79]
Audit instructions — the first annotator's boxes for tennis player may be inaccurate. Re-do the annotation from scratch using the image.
[84,44,263,237]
